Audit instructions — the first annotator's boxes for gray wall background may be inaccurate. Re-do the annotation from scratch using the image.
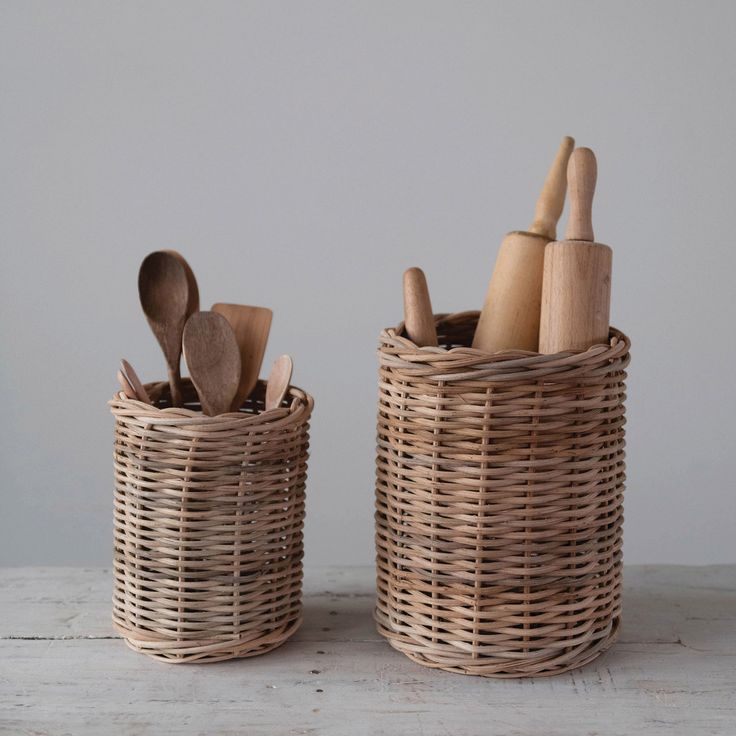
[2,1,734,567]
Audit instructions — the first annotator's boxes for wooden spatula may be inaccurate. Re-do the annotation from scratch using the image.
[182,311,241,415]
[211,303,273,411]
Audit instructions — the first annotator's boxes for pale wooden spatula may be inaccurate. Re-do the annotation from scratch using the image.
[183,311,241,416]
[212,303,272,411]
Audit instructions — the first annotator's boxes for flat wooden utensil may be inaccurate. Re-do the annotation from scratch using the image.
[539,147,612,353]
[116,369,136,400]
[121,359,151,404]
[403,267,438,347]
[211,303,273,411]
[472,136,575,352]
[265,355,293,411]
[138,251,193,407]
[182,311,241,416]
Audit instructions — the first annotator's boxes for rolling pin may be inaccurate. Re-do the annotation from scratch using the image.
[539,147,612,353]
[403,267,438,347]
[472,136,575,352]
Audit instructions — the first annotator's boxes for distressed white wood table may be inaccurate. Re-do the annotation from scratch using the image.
[1,566,734,735]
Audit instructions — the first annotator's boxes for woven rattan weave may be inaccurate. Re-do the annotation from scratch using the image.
[375,311,630,677]
[110,379,312,663]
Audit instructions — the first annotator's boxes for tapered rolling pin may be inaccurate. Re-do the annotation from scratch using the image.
[472,136,575,352]
[403,267,438,347]
[539,147,612,353]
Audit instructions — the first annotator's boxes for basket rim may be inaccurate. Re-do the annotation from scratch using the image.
[380,310,630,381]
[109,377,313,428]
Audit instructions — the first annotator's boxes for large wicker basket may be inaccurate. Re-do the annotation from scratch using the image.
[110,378,313,663]
[375,311,630,677]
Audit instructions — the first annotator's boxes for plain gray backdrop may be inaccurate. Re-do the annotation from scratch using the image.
[2,1,734,566]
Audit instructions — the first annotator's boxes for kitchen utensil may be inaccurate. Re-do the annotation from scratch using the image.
[182,311,241,416]
[164,250,199,316]
[211,303,273,411]
[116,369,136,400]
[120,359,151,405]
[539,147,612,353]
[138,251,191,406]
[265,355,293,411]
[403,267,437,347]
[472,136,574,352]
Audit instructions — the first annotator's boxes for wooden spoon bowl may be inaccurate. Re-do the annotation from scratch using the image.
[183,311,242,416]
[265,355,293,411]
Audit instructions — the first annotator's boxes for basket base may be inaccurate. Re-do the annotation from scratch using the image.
[113,615,302,664]
[374,608,619,678]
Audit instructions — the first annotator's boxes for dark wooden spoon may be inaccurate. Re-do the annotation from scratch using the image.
[138,251,191,406]
[183,311,241,416]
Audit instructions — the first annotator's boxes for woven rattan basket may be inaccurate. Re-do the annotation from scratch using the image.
[110,378,313,663]
[375,311,630,677]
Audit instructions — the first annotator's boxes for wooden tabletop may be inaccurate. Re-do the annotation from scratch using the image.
[1,565,734,735]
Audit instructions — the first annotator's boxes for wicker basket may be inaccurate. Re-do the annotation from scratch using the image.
[110,378,313,663]
[375,311,630,677]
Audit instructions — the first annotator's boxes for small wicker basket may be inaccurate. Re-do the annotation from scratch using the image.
[110,378,313,663]
[375,311,630,677]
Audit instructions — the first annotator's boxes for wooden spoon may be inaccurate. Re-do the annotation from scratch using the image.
[138,251,191,406]
[265,355,293,411]
[182,311,241,416]
[212,303,273,411]
[163,250,199,316]
[121,359,151,404]
[116,370,136,400]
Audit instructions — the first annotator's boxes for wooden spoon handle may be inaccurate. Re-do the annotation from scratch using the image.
[167,364,183,407]
[403,267,438,347]
[565,147,597,242]
[529,136,575,240]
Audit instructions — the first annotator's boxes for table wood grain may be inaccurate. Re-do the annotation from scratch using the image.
[1,566,734,735]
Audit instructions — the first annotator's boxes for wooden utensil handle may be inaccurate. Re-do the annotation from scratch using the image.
[529,136,575,240]
[538,240,612,353]
[403,267,438,347]
[565,147,597,242]
[168,365,182,407]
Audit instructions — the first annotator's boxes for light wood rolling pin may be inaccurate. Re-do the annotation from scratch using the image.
[472,136,575,352]
[539,147,612,353]
[403,267,438,347]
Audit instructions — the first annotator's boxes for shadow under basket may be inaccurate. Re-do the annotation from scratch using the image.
[375,311,631,677]
[110,379,313,663]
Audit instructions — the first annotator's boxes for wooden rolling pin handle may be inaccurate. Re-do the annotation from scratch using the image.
[528,136,575,240]
[565,147,597,242]
[403,267,438,347]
